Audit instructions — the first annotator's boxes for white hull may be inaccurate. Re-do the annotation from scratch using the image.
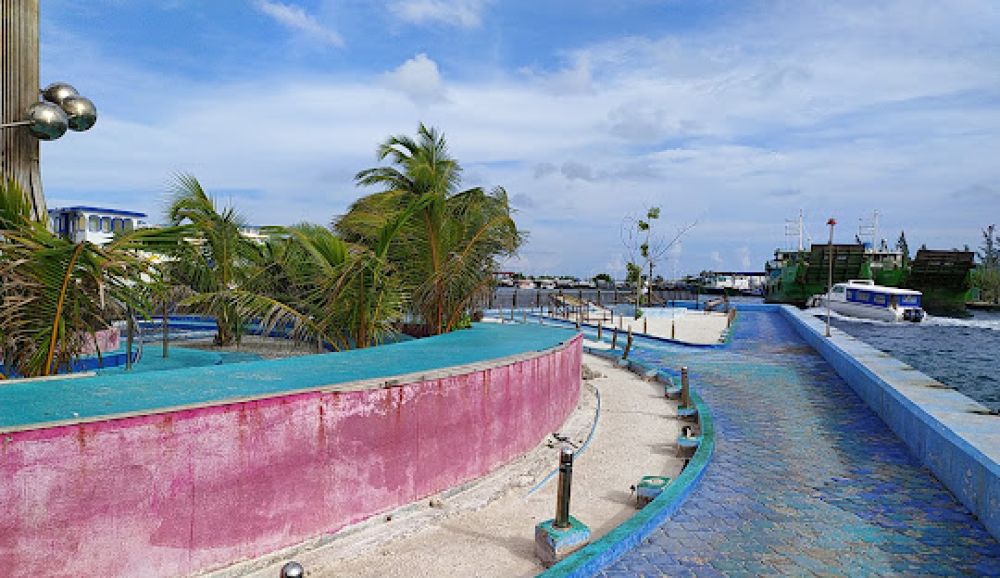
[816,296,906,322]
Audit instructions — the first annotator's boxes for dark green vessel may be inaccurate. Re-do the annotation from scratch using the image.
[764,245,974,316]
[764,244,904,306]
[906,249,976,316]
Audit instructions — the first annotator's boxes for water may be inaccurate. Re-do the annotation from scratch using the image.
[819,308,1000,411]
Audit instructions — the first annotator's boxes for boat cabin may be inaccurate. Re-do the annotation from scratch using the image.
[833,280,922,309]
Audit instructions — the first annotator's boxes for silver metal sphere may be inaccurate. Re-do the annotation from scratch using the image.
[61,95,98,131]
[42,82,79,106]
[280,561,304,578]
[26,101,68,140]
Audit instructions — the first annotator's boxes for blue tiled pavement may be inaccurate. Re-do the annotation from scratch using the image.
[602,310,1000,576]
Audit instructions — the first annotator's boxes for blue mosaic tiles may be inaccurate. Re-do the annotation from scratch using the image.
[602,310,1000,576]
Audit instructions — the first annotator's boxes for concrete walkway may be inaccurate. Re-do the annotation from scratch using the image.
[602,310,1000,576]
[217,354,683,578]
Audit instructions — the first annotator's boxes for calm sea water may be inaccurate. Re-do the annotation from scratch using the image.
[822,309,1000,411]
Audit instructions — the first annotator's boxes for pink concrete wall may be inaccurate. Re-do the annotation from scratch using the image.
[79,327,121,355]
[0,335,581,577]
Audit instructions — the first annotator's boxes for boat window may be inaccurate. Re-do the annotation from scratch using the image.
[89,215,100,232]
[124,219,134,232]
[76,215,86,232]
[901,295,920,306]
[873,294,887,306]
[112,218,124,233]
[856,291,870,302]
[101,217,112,233]
[832,286,845,294]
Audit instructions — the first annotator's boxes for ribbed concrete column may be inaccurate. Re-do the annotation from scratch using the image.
[1,0,46,221]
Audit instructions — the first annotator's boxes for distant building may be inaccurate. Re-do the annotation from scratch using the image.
[698,271,767,293]
[47,206,148,246]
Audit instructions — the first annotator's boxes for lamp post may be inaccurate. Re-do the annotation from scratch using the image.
[1,1,98,221]
[825,218,836,337]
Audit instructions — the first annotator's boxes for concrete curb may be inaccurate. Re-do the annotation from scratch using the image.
[537,356,716,578]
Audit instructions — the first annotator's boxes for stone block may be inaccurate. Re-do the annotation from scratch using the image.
[534,516,591,567]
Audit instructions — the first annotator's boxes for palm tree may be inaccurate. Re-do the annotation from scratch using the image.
[275,196,428,349]
[164,174,323,347]
[0,180,174,377]
[342,124,522,335]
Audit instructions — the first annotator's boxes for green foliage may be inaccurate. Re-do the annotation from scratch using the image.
[979,224,999,269]
[971,267,1000,304]
[0,179,175,377]
[896,230,910,264]
[593,272,613,284]
[341,124,522,336]
[625,262,643,285]
[972,224,1000,303]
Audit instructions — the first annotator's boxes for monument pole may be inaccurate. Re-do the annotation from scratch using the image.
[1,0,47,221]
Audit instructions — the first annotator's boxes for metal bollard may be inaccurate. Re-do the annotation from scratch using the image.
[597,322,603,341]
[280,561,304,578]
[623,328,633,360]
[671,318,676,339]
[643,317,647,334]
[681,366,690,409]
[554,447,574,528]
[611,326,618,350]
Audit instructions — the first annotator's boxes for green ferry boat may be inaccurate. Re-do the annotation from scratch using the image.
[763,213,974,315]
[764,246,974,316]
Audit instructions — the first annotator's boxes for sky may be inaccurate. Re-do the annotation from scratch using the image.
[37,0,1000,279]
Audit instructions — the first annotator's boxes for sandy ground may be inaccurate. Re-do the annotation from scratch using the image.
[549,309,731,345]
[204,354,683,578]
[618,311,730,345]
[180,335,322,359]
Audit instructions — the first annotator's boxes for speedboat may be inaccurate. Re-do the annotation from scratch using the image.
[810,280,925,322]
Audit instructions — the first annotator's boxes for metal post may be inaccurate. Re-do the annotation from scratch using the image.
[597,322,602,341]
[681,366,690,408]
[623,328,633,360]
[161,300,169,358]
[826,218,836,337]
[554,447,574,528]
[611,327,618,350]
[125,305,134,370]
[671,318,676,340]
[513,288,518,309]
[643,317,647,334]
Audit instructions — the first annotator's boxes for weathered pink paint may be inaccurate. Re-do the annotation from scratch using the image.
[78,327,121,355]
[0,335,582,577]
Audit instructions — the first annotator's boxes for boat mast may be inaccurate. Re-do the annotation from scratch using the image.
[859,209,880,250]
[785,209,805,252]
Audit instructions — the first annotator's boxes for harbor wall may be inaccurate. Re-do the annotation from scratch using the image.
[779,306,1000,540]
[0,335,582,577]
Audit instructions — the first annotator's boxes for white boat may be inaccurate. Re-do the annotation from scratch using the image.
[811,280,925,322]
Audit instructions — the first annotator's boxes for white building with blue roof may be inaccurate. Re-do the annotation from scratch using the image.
[47,206,149,246]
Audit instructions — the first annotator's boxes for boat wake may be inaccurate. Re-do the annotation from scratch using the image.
[805,306,1000,332]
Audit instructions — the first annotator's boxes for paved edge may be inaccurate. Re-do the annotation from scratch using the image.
[537,350,716,578]
[779,305,1000,542]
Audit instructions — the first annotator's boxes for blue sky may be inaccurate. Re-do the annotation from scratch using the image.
[38,0,1000,278]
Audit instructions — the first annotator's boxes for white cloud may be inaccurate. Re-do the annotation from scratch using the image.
[382,53,448,105]
[387,0,492,28]
[40,0,1000,276]
[254,0,343,47]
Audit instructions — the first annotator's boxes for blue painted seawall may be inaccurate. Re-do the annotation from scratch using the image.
[778,305,1000,540]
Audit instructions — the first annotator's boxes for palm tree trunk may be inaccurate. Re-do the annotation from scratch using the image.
[43,242,85,376]
[162,300,169,358]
